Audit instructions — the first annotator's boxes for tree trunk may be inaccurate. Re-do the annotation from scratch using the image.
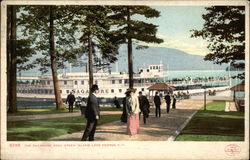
[8,6,17,113]
[88,33,94,92]
[7,6,11,112]
[127,7,133,89]
[49,6,64,110]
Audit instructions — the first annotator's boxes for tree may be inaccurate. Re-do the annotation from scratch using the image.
[18,5,79,110]
[69,6,119,91]
[191,6,245,79]
[7,6,36,113]
[48,6,64,110]
[110,6,163,88]
[7,6,17,113]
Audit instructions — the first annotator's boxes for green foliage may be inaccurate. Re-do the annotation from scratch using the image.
[8,6,36,72]
[176,102,244,141]
[7,114,121,141]
[191,6,245,79]
[68,6,119,64]
[109,6,163,46]
[18,5,83,74]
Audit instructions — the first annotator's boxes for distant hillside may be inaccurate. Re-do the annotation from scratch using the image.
[110,45,227,72]
[21,45,228,75]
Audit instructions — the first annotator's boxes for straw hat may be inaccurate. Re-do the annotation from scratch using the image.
[125,88,136,93]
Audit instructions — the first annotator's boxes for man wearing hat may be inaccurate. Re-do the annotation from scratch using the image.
[66,91,76,113]
[81,84,100,141]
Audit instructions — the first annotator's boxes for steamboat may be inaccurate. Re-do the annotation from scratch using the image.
[17,63,165,101]
[17,63,230,102]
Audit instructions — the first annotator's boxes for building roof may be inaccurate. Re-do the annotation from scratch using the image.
[147,83,176,91]
[230,82,245,91]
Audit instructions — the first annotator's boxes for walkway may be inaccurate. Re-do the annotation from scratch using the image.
[7,111,122,122]
[50,99,209,141]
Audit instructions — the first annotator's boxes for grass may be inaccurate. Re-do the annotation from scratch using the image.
[175,101,244,141]
[7,114,121,141]
[7,107,122,116]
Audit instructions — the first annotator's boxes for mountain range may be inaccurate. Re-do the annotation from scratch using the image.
[110,45,227,72]
[22,45,228,75]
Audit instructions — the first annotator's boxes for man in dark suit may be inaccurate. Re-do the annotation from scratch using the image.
[154,92,161,117]
[164,92,171,113]
[138,91,150,124]
[81,85,100,141]
[66,92,76,112]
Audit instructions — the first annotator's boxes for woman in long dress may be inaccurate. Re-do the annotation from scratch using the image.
[125,88,140,135]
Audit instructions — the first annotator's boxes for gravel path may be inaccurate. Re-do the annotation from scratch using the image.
[50,99,209,141]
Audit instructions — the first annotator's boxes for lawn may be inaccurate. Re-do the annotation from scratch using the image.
[7,114,121,141]
[175,101,244,141]
[7,107,122,116]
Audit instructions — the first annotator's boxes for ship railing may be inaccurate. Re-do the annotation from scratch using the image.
[167,78,230,86]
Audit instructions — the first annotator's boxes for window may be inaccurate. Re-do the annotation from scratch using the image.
[153,66,155,69]
[156,66,158,69]
[64,81,67,85]
[125,79,128,84]
[147,69,149,72]
[112,80,115,84]
[60,90,62,93]
[119,80,122,84]
[81,81,84,85]
[95,80,98,84]
[75,81,78,85]
[66,90,69,94]
[47,81,50,85]
[119,89,122,93]
[111,89,114,93]
[50,90,53,94]
[141,88,144,91]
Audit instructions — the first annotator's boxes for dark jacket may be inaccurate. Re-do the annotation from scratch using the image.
[154,95,161,106]
[139,95,150,115]
[164,95,171,104]
[85,93,100,120]
[66,94,75,104]
[120,97,128,123]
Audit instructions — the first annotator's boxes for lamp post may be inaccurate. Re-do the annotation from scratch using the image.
[204,84,206,110]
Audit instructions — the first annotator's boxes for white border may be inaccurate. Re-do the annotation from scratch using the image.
[1,0,249,160]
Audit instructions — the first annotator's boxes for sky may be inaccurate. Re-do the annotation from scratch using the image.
[137,6,210,56]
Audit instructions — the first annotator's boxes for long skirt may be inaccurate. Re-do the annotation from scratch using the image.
[127,113,140,135]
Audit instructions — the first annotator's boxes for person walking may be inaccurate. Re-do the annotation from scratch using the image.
[154,92,161,117]
[164,92,171,113]
[66,92,76,112]
[81,85,100,141]
[138,91,150,124]
[126,88,140,136]
[113,96,121,108]
[120,92,130,123]
[172,95,176,109]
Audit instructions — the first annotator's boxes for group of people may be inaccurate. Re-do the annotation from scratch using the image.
[137,91,177,118]
[66,85,177,141]
[120,90,177,137]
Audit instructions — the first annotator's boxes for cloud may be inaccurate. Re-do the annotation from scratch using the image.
[144,34,209,56]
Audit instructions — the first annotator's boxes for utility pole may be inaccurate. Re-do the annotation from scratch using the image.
[204,84,206,110]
